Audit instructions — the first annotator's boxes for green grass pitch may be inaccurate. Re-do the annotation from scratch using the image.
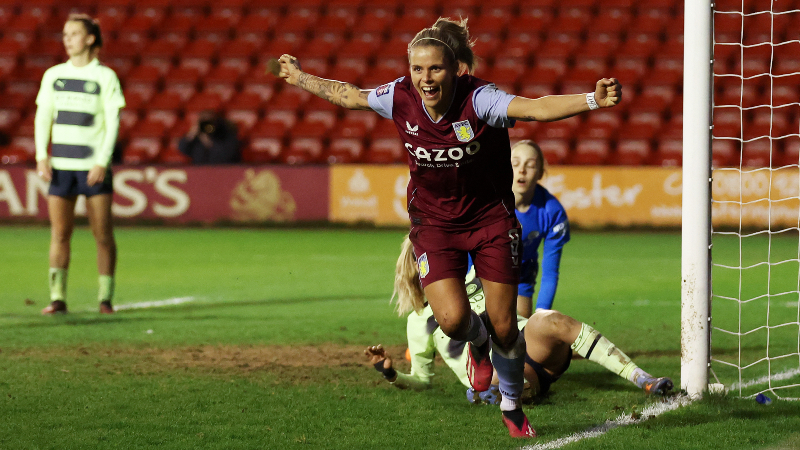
[1,225,799,449]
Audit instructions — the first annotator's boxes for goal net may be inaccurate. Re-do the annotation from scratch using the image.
[701,0,800,400]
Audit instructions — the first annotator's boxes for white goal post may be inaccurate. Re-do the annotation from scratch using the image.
[682,0,800,400]
[681,0,713,398]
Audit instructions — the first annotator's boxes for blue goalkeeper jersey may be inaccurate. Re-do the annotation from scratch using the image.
[516,184,570,310]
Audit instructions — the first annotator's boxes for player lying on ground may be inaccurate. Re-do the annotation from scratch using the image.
[365,236,673,403]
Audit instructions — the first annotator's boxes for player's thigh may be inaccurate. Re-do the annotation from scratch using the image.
[524,312,575,369]
[85,193,114,242]
[47,195,77,240]
[480,278,518,343]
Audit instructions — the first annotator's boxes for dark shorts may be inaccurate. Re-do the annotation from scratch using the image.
[525,348,572,395]
[49,169,113,198]
[409,215,521,288]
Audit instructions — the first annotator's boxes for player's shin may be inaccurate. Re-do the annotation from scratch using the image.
[570,322,645,386]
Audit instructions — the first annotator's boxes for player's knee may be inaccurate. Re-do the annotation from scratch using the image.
[438,313,470,338]
[534,310,575,340]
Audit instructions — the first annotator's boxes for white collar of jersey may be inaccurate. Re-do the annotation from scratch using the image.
[420,75,459,124]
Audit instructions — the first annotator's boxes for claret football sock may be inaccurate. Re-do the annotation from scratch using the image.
[570,322,642,386]
[49,268,67,301]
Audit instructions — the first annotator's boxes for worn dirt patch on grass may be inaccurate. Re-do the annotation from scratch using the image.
[2,344,414,382]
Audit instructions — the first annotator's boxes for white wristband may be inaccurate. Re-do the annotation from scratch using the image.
[586,92,600,110]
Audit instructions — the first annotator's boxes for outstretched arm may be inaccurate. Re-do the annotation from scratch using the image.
[278,54,372,110]
[507,78,622,122]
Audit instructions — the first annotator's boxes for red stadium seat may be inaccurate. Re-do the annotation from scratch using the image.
[143,92,185,129]
[140,39,183,76]
[194,16,235,43]
[125,119,167,164]
[3,13,42,49]
[509,6,554,32]
[343,110,379,132]
[179,39,221,75]
[0,39,23,76]
[185,92,224,115]
[360,7,397,34]
[613,139,651,165]
[240,65,279,102]
[203,66,242,102]
[570,139,611,165]
[0,93,31,130]
[156,15,195,46]
[303,96,340,130]
[741,138,772,167]
[326,122,368,163]
[280,7,320,35]
[508,121,539,141]
[536,116,580,140]
[218,39,260,74]
[225,92,264,138]
[650,138,682,167]
[243,118,288,163]
[236,14,278,44]
[777,136,799,167]
[123,65,162,102]
[537,138,570,165]
[712,139,739,167]
[578,122,618,141]
[163,67,202,102]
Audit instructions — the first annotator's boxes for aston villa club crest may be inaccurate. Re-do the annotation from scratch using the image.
[418,253,430,279]
[452,120,474,142]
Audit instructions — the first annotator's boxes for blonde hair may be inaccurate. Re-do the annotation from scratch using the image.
[408,17,478,75]
[512,139,547,182]
[391,235,426,316]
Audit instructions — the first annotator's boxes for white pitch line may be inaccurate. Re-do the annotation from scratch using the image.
[728,368,800,391]
[113,296,196,310]
[520,395,693,450]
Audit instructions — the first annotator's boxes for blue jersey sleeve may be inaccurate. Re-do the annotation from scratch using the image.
[367,78,402,119]
[536,202,570,310]
[472,84,516,128]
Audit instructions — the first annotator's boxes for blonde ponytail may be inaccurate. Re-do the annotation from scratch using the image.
[391,235,426,316]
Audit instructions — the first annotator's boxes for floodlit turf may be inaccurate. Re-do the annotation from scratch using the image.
[1,225,799,449]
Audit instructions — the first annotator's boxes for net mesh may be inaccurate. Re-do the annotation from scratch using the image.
[710,0,800,400]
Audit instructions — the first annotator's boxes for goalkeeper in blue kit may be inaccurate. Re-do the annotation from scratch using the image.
[365,236,673,403]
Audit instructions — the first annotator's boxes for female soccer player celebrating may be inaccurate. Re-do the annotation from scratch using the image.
[36,14,125,315]
[365,236,672,404]
[511,140,570,317]
[276,17,621,437]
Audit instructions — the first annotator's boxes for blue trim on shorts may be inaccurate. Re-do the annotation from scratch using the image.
[49,168,113,197]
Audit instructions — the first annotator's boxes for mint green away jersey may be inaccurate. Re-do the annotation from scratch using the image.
[35,58,126,170]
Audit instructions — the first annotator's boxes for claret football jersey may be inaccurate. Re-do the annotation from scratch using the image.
[369,75,517,228]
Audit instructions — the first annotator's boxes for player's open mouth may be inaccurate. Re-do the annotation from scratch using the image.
[421,86,440,99]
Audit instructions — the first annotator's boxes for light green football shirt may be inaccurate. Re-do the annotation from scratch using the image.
[393,270,529,390]
[35,58,126,171]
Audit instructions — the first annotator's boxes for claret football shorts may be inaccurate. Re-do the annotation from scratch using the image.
[409,215,521,288]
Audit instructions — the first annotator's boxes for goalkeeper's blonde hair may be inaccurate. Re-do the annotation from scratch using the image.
[391,235,426,316]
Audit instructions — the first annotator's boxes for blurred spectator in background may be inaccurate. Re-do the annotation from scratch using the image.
[178,110,240,164]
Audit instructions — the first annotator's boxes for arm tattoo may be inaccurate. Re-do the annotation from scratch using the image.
[297,73,365,108]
